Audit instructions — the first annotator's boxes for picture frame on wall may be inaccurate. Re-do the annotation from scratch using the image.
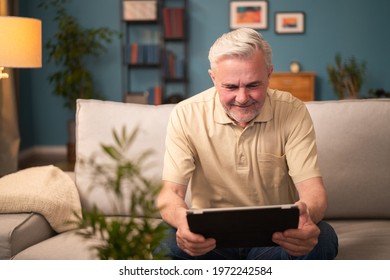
[275,12,305,34]
[229,0,268,30]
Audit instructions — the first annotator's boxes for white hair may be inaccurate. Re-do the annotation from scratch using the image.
[208,28,273,72]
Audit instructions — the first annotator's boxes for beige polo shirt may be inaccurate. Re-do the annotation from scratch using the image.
[163,87,321,209]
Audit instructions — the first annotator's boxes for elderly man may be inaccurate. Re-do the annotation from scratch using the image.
[157,28,338,260]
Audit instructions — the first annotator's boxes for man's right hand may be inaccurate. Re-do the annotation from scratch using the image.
[157,181,216,256]
[175,207,216,256]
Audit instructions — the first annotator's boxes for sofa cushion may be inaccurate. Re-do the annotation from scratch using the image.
[328,219,390,260]
[305,99,390,219]
[12,216,162,260]
[75,99,176,215]
[12,228,100,260]
[0,213,55,259]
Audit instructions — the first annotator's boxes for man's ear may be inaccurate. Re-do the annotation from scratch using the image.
[268,65,274,78]
[208,69,216,85]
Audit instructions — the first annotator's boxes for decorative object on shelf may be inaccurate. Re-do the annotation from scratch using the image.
[327,53,367,99]
[75,126,168,259]
[39,0,119,162]
[230,0,268,30]
[123,0,158,21]
[289,61,301,73]
[124,92,149,104]
[275,12,305,34]
[124,88,161,105]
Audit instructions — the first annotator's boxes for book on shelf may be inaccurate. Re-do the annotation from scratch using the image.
[147,85,162,105]
[146,44,160,64]
[126,43,160,65]
[163,7,185,39]
[162,50,185,79]
[131,43,138,64]
[155,85,162,105]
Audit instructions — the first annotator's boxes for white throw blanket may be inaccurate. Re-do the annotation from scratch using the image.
[0,165,82,233]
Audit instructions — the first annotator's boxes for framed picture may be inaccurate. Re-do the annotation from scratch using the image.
[275,12,305,34]
[230,0,268,30]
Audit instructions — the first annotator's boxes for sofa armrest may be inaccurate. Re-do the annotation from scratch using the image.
[0,213,56,259]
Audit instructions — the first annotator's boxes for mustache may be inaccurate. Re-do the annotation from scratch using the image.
[230,96,257,107]
[230,100,256,106]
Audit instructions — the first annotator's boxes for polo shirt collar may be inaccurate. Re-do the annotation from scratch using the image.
[213,89,273,125]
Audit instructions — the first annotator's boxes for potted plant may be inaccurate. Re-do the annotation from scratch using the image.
[76,127,168,259]
[39,0,119,162]
[368,88,390,99]
[327,53,367,99]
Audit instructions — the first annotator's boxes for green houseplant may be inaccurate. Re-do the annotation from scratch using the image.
[327,53,367,99]
[39,0,119,161]
[76,126,168,259]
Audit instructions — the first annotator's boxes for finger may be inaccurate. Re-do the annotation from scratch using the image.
[295,202,311,227]
[182,237,216,250]
[273,233,318,256]
[273,237,312,256]
[177,244,215,257]
[177,237,216,256]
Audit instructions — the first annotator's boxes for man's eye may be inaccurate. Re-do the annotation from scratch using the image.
[224,85,238,90]
[247,84,260,89]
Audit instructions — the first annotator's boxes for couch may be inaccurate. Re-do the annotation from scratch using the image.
[1,97,390,260]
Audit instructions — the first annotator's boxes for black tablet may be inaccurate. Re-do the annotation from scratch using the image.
[186,204,299,248]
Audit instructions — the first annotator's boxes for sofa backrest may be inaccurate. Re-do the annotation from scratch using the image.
[305,99,390,219]
[76,98,390,219]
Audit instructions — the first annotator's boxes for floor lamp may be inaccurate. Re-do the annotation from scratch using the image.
[0,16,42,176]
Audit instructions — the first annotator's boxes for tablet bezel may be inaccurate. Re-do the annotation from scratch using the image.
[186,204,299,248]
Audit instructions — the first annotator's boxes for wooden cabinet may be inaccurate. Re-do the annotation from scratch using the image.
[269,72,316,101]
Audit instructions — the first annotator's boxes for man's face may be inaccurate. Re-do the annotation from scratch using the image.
[209,50,272,128]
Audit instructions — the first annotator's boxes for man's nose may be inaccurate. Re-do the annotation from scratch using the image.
[236,87,250,104]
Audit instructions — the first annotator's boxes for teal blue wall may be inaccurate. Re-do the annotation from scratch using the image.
[20,0,390,148]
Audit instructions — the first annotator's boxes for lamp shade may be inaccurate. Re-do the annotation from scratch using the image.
[0,16,42,68]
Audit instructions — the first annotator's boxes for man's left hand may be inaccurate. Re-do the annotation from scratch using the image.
[271,202,320,256]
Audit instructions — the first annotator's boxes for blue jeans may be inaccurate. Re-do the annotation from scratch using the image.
[155,221,338,260]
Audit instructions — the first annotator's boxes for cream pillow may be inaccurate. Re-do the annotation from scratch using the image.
[75,99,176,215]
